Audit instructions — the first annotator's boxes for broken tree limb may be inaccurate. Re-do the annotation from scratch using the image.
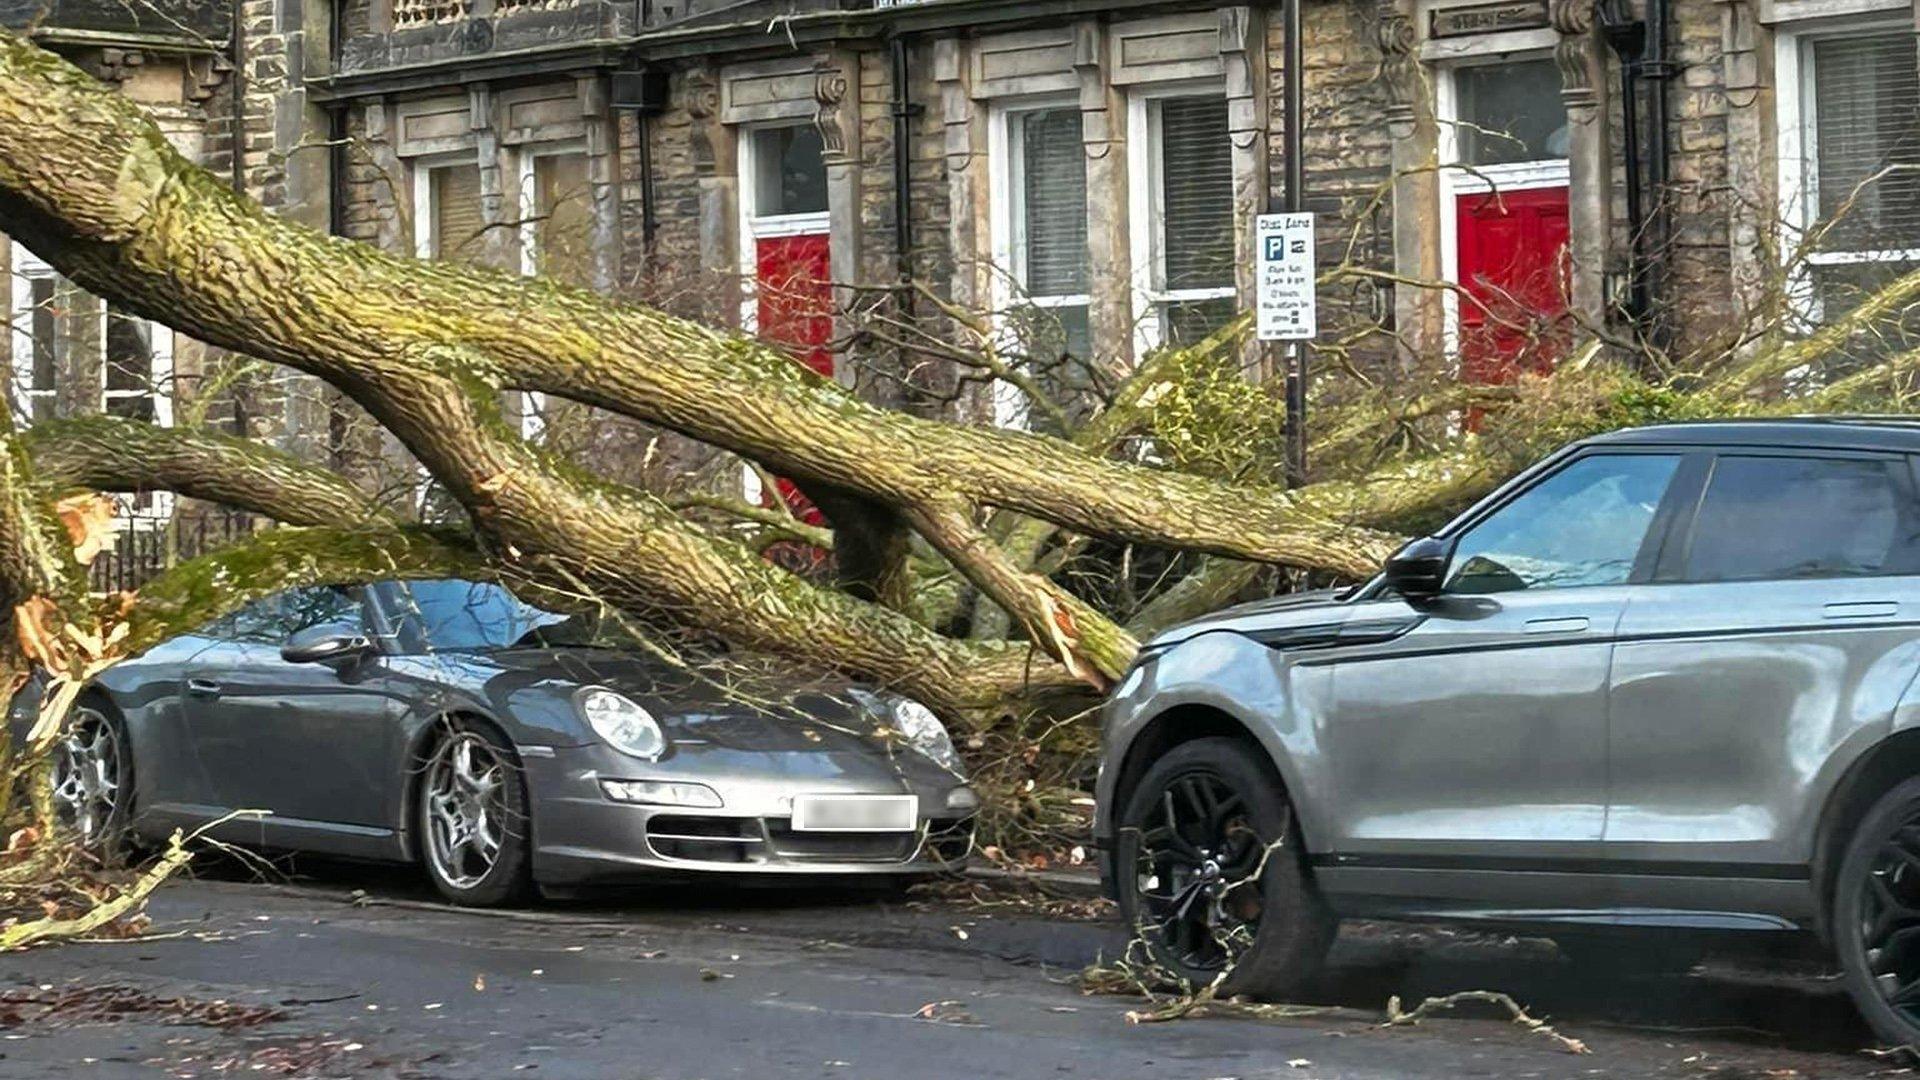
[25,416,396,528]
[0,31,1398,583]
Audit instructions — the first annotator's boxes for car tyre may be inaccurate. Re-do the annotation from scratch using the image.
[50,698,135,866]
[418,719,533,906]
[1113,737,1335,998]
[1835,776,1920,1048]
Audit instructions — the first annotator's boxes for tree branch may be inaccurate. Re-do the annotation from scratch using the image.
[25,416,394,527]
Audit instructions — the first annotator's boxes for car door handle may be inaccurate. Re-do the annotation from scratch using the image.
[1824,600,1899,620]
[185,678,222,697]
[1523,616,1590,635]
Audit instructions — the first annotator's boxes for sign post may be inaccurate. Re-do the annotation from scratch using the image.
[1257,212,1316,486]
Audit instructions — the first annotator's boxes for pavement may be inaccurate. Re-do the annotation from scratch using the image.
[0,859,1904,1080]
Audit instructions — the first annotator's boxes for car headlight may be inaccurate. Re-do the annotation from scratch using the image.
[575,687,666,760]
[882,694,963,773]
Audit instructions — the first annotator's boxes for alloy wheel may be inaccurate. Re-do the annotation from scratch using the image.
[1858,821,1920,1020]
[424,733,512,890]
[51,706,120,845]
[1130,769,1271,974]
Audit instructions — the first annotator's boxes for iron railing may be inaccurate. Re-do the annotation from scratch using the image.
[89,510,268,595]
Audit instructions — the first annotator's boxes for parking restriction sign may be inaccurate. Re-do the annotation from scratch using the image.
[1255,212,1316,341]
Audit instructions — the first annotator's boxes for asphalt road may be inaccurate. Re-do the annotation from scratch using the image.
[0,862,1902,1079]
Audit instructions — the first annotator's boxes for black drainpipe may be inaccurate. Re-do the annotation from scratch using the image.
[1600,1,1646,333]
[1643,0,1673,352]
[229,0,246,195]
[327,103,351,467]
[890,35,915,285]
[1599,0,1671,352]
[638,110,658,252]
[327,106,348,239]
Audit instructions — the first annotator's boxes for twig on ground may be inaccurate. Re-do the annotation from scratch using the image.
[1384,989,1590,1055]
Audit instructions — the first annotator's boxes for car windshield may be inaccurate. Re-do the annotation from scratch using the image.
[387,579,643,652]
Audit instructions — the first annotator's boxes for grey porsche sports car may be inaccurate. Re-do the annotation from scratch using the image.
[16,578,978,904]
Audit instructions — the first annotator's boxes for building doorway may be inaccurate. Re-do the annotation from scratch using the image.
[1443,58,1573,386]
[739,122,833,568]
[741,123,833,378]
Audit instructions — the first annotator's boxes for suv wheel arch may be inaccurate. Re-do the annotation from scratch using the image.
[1111,705,1310,850]
[1813,727,1920,944]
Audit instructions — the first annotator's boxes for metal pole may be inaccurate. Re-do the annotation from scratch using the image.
[1280,0,1308,487]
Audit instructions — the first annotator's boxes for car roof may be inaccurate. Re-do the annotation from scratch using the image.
[1582,417,1920,453]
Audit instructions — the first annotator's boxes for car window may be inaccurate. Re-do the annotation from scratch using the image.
[205,586,365,645]
[203,596,282,644]
[387,580,567,652]
[1445,453,1680,594]
[281,586,367,638]
[1684,455,1920,582]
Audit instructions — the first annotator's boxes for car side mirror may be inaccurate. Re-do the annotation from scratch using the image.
[282,623,373,665]
[1382,535,1452,602]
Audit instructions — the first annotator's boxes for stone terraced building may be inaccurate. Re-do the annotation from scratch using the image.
[4,0,1920,525]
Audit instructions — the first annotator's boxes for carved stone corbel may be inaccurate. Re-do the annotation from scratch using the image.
[1072,21,1113,162]
[1217,7,1265,153]
[1552,0,1612,330]
[1374,0,1420,134]
[812,57,852,166]
[685,66,721,177]
[186,53,232,104]
[1551,0,1601,113]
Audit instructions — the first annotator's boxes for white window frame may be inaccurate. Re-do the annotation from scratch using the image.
[1434,53,1573,360]
[1126,80,1236,356]
[9,245,57,426]
[9,243,174,525]
[99,307,174,429]
[1774,17,1920,323]
[736,120,832,334]
[988,95,1090,428]
[408,153,483,509]
[411,152,483,262]
[100,302,175,523]
[511,142,591,441]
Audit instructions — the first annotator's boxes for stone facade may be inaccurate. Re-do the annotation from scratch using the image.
[11,0,1920,514]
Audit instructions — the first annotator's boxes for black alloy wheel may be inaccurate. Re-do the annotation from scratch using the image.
[1114,738,1334,997]
[1837,777,1920,1047]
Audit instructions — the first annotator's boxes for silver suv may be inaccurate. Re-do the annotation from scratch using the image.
[1098,419,1920,1043]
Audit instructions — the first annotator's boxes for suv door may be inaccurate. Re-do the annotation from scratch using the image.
[1607,450,1920,875]
[183,586,404,832]
[1318,451,1687,891]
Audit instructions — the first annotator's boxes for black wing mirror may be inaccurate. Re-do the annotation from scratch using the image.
[282,623,373,665]
[1382,535,1451,602]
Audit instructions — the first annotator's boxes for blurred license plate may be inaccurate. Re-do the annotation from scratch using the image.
[791,795,917,832]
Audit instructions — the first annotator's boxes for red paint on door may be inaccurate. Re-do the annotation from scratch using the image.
[751,232,833,571]
[1455,185,1572,387]
[754,232,834,377]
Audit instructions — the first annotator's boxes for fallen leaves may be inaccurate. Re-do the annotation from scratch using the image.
[913,999,981,1026]
[0,983,285,1030]
[54,492,114,566]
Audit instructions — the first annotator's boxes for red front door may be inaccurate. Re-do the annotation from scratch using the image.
[755,233,833,377]
[752,232,832,567]
[1455,185,1572,386]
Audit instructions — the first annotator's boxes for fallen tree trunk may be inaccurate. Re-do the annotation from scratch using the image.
[0,30,1409,701]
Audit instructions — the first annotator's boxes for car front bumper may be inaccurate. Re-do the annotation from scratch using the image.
[522,743,977,884]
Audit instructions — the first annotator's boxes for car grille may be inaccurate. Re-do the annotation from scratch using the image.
[644,815,762,864]
[926,817,975,863]
[765,821,917,862]
[641,814,975,867]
